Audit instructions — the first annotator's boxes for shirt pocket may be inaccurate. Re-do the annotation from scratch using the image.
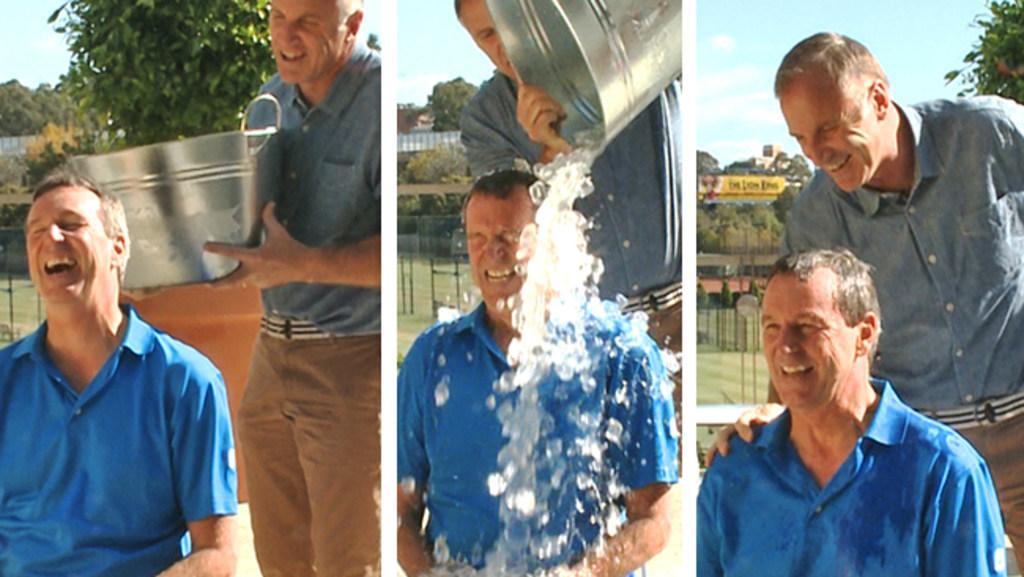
[960,193,1024,276]
[297,159,361,244]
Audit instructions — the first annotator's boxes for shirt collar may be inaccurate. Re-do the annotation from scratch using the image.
[754,378,908,452]
[12,304,154,361]
[455,303,509,364]
[846,102,942,217]
[282,42,375,119]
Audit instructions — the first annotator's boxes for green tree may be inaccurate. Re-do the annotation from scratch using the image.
[697,150,720,175]
[697,280,710,309]
[428,78,477,132]
[401,145,470,184]
[53,0,275,147]
[947,1,1024,102]
[720,278,735,309]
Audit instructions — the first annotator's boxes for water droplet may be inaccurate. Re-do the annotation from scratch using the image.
[399,476,417,495]
[434,377,450,407]
[437,354,447,368]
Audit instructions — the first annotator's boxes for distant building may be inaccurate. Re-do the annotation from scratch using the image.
[0,135,34,158]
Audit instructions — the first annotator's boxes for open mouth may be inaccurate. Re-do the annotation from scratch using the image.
[280,50,305,62]
[823,154,851,173]
[484,269,515,282]
[44,257,77,276]
[781,364,811,375]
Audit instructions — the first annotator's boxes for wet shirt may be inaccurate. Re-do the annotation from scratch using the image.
[398,303,678,571]
[697,380,1006,577]
[460,74,682,301]
[251,42,381,336]
[0,307,237,577]
[783,97,1024,412]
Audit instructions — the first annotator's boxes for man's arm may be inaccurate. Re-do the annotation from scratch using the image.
[204,203,381,290]
[157,516,236,577]
[398,485,434,577]
[568,483,672,577]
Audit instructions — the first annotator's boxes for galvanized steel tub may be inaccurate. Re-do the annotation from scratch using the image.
[487,0,681,148]
[70,96,281,290]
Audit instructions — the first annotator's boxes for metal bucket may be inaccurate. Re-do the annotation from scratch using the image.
[70,95,282,290]
[487,0,681,149]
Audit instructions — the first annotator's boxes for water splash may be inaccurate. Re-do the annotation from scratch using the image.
[428,150,673,576]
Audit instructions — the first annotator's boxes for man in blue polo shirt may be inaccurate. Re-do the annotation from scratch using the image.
[397,171,678,577]
[698,249,1006,577]
[0,168,237,576]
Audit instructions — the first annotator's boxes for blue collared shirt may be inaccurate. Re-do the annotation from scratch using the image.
[0,307,237,576]
[251,43,381,336]
[698,380,1006,577]
[398,303,678,571]
[783,97,1024,412]
[460,74,682,301]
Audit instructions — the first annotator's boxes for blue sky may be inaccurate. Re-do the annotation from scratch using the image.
[397,2,496,105]
[0,1,383,89]
[697,0,991,165]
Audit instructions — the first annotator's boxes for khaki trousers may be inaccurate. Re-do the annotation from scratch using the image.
[238,333,381,577]
[959,412,1024,571]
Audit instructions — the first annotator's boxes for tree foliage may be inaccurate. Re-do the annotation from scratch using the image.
[53,0,276,147]
[401,145,470,184]
[0,81,84,137]
[428,78,477,132]
[947,1,1024,102]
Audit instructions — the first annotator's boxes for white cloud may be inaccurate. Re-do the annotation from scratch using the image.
[696,65,783,127]
[397,73,449,106]
[710,35,736,54]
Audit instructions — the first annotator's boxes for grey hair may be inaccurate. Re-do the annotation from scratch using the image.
[31,166,131,283]
[769,248,882,354]
[774,32,889,98]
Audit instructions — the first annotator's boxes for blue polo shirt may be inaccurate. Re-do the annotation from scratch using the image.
[697,380,1006,577]
[0,307,238,576]
[398,303,678,571]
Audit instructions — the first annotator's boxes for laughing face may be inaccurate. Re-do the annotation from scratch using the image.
[761,268,876,413]
[464,185,536,332]
[25,186,125,308]
[269,0,361,103]
[780,72,889,193]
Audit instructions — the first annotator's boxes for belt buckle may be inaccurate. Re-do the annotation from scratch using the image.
[283,318,292,340]
[971,400,999,426]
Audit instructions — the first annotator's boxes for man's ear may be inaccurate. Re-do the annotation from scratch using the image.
[856,311,880,357]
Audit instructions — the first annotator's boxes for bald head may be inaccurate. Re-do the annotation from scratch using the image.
[775,32,889,98]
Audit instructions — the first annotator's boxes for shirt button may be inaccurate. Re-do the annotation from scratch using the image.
[623,240,631,249]
[289,172,297,180]
[908,206,916,215]
[965,394,975,403]
[927,254,937,265]
[956,349,964,358]
[302,124,310,133]
[632,284,640,292]
[945,302,955,313]
[608,194,615,202]
[74,408,82,416]
[815,506,823,514]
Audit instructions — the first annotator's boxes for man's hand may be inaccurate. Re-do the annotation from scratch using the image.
[515,80,572,163]
[569,483,672,577]
[703,403,785,468]
[204,202,311,290]
[398,484,434,577]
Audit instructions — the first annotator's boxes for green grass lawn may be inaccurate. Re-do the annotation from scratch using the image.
[397,257,479,358]
[697,344,770,405]
[0,277,45,344]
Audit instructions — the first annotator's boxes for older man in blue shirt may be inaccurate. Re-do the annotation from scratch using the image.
[0,169,237,577]
[203,0,381,574]
[454,0,682,355]
[397,171,678,577]
[699,249,1006,577]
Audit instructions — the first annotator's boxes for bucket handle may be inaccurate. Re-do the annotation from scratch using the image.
[241,94,282,154]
